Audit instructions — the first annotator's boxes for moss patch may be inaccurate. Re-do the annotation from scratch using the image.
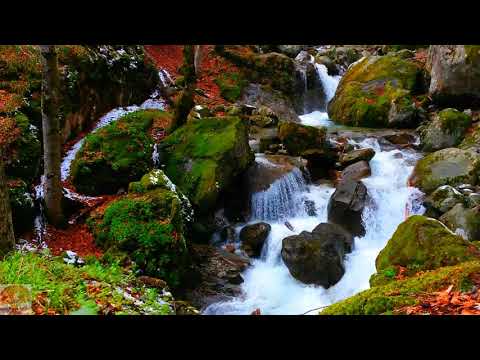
[321,260,480,315]
[71,109,167,195]
[278,121,327,156]
[161,116,254,214]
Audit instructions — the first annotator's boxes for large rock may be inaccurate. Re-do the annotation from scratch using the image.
[161,116,254,215]
[439,204,480,241]
[328,53,426,128]
[327,179,368,237]
[375,215,480,273]
[460,122,480,152]
[239,83,300,123]
[424,185,465,214]
[427,45,480,108]
[340,148,375,167]
[88,170,192,286]
[341,160,371,182]
[410,147,480,194]
[281,223,353,288]
[420,108,472,152]
[182,244,250,310]
[240,222,271,257]
[71,109,167,195]
[278,122,327,156]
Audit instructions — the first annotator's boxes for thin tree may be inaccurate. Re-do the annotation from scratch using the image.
[40,45,64,227]
[0,149,15,256]
[171,45,196,130]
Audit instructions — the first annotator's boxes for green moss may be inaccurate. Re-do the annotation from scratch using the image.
[71,109,167,195]
[0,251,176,315]
[438,108,471,135]
[278,122,327,156]
[329,53,424,128]
[321,260,480,315]
[411,148,480,193]
[161,116,254,214]
[89,187,188,287]
[214,72,248,102]
[375,215,480,273]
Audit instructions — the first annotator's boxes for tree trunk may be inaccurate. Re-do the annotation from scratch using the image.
[194,45,203,76]
[172,45,197,130]
[0,152,15,256]
[40,45,64,227]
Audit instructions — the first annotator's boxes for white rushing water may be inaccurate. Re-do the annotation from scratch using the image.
[204,138,425,315]
[203,61,426,315]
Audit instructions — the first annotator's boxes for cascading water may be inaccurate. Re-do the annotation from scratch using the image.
[204,138,425,315]
[203,57,426,315]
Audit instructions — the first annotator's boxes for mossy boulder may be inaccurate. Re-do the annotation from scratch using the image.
[214,72,248,102]
[328,53,426,128]
[321,260,480,315]
[427,45,480,108]
[160,116,254,215]
[420,108,472,152]
[89,172,191,286]
[71,109,169,195]
[375,215,480,276]
[339,148,375,167]
[410,148,480,194]
[278,122,327,156]
[424,185,465,214]
[460,122,480,151]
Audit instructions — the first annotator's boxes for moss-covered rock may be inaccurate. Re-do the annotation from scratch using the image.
[214,72,248,102]
[321,260,480,315]
[160,116,254,215]
[375,216,480,277]
[460,122,480,151]
[89,173,191,286]
[328,53,426,128]
[410,148,480,193]
[278,122,327,156]
[424,185,465,214]
[420,108,472,152]
[71,109,169,195]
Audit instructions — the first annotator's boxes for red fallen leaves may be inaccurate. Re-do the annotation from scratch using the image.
[44,224,102,258]
[144,45,183,78]
[397,283,480,315]
[32,292,57,315]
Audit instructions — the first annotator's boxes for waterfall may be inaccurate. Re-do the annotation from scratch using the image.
[152,143,161,168]
[203,138,425,315]
[251,168,308,222]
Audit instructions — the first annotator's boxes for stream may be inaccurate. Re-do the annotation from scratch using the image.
[203,63,426,315]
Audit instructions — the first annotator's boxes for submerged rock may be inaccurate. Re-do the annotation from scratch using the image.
[240,222,271,258]
[327,179,368,237]
[341,160,371,182]
[281,223,353,288]
[340,148,375,167]
[410,147,480,194]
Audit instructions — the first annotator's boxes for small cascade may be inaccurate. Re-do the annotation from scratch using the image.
[152,143,161,168]
[159,69,174,87]
[33,176,47,244]
[314,63,341,104]
[251,168,308,221]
